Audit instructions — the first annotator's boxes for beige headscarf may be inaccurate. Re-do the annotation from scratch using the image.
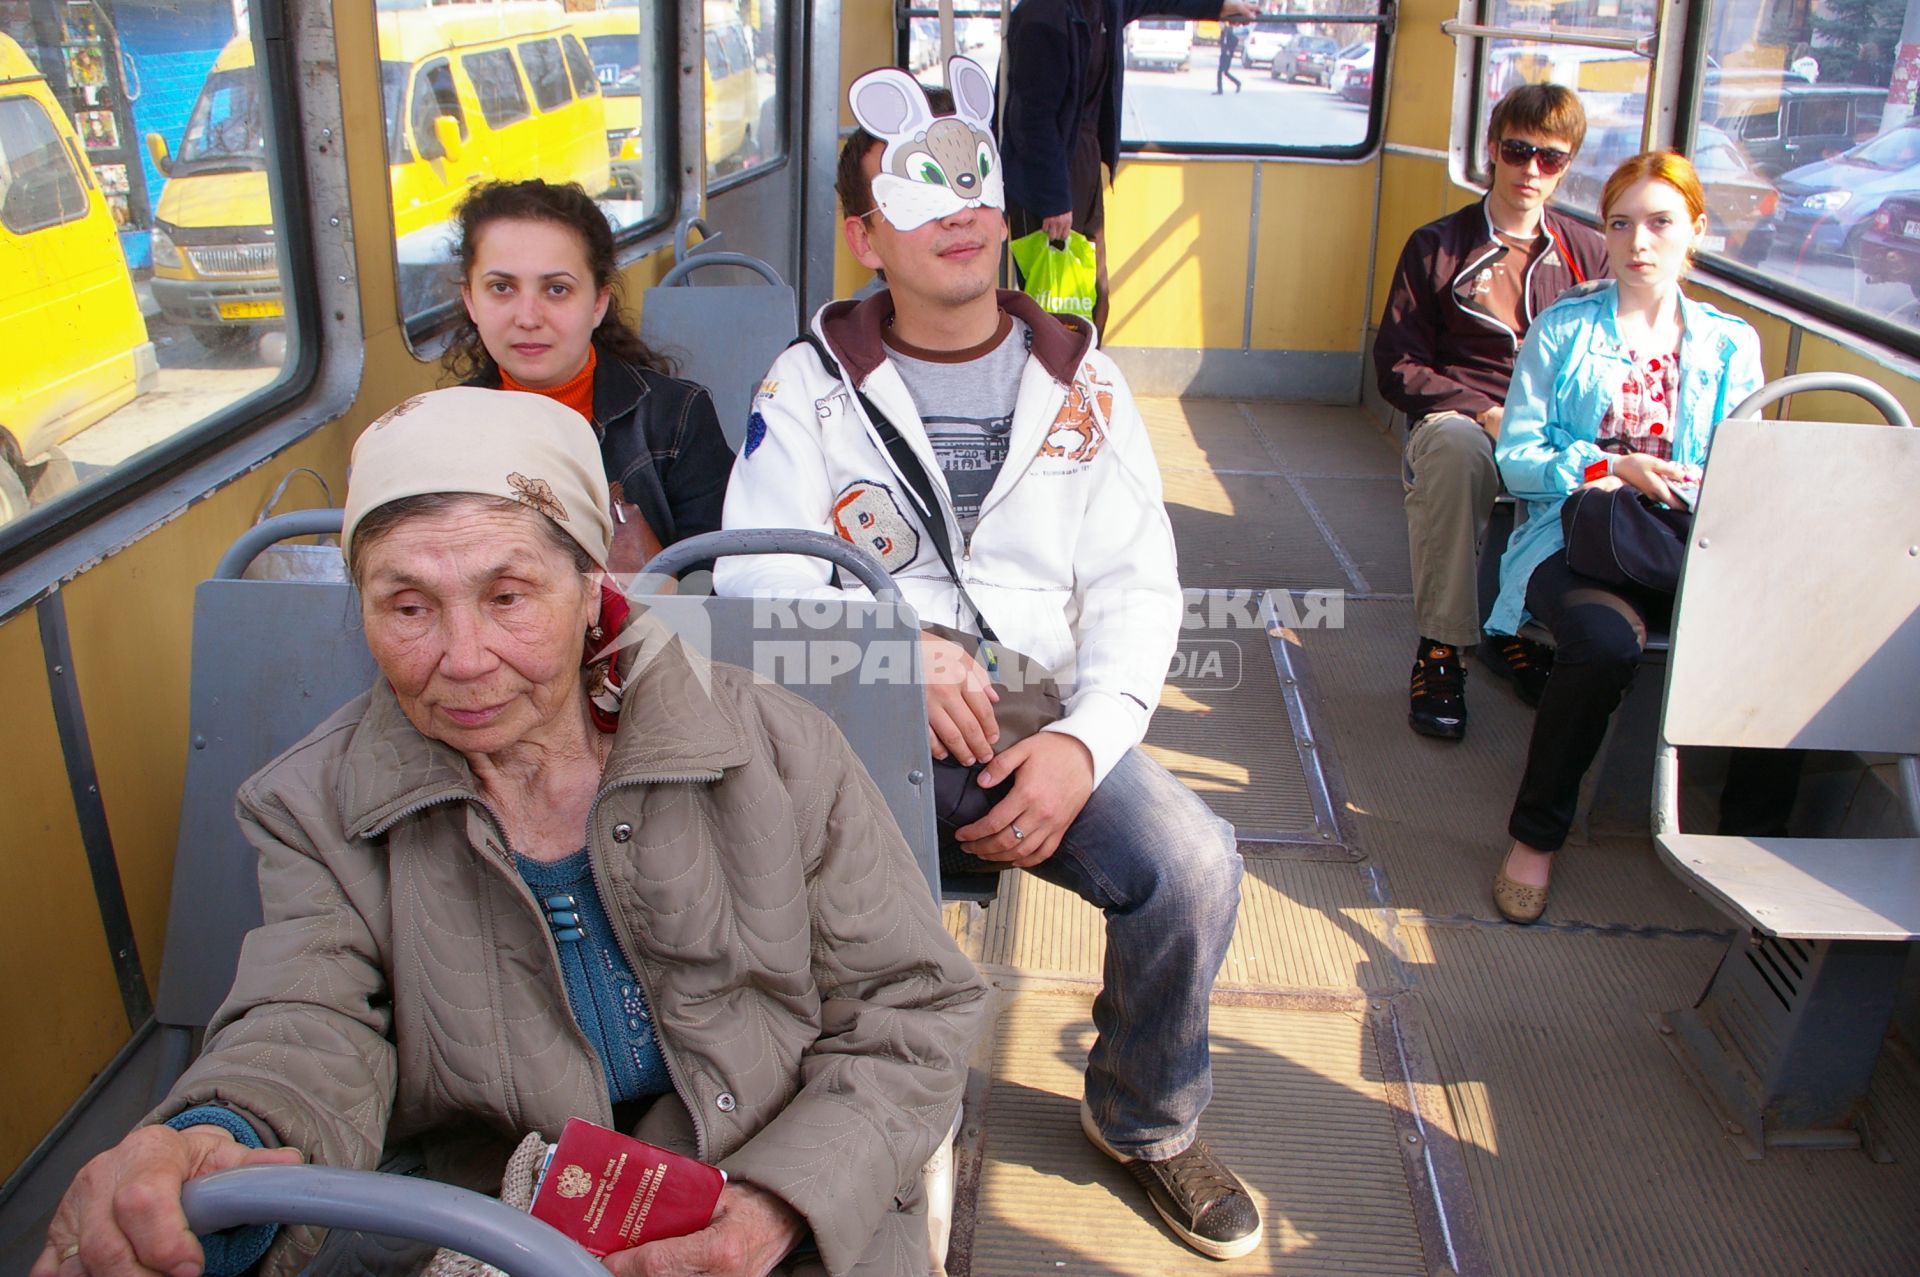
[341,386,613,568]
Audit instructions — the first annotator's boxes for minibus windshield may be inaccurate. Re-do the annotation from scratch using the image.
[175,68,264,173]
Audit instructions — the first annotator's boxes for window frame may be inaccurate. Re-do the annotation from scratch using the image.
[0,3,343,607]
[704,0,790,197]
[1453,0,1920,364]
[898,6,1395,162]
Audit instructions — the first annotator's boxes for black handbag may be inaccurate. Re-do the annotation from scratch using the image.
[792,338,1065,869]
[1560,484,1693,594]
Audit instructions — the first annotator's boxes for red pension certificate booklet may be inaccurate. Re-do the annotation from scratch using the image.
[530,1118,727,1256]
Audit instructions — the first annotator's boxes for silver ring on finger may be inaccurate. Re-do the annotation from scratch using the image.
[1011,824,1026,840]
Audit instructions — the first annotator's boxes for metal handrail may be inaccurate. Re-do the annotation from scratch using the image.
[657,250,787,288]
[213,510,345,580]
[1727,373,1914,428]
[182,1165,604,1277]
[1440,20,1654,57]
[641,529,904,603]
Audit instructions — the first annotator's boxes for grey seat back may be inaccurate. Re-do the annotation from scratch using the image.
[1659,416,1920,756]
[639,247,797,453]
[156,575,375,1030]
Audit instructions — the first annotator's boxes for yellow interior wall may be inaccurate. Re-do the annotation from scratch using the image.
[1783,333,1920,423]
[1371,152,1461,321]
[1385,0,1455,154]
[1250,163,1375,351]
[1105,162,1254,348]
[832,0,895,294]
[0,613,133,1176]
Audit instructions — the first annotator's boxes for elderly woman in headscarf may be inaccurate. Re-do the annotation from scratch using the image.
[35,388,988,1277]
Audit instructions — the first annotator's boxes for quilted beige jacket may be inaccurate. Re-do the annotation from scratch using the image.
[155,620,989,1276]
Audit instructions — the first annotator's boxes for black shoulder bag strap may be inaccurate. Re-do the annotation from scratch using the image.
[790,334,1002,645]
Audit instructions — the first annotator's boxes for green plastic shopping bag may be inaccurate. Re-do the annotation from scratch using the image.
[1010,229,1098,321]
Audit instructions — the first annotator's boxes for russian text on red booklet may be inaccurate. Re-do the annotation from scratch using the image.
[530,1117,727,1256]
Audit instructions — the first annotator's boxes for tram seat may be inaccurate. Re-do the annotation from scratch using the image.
[1648,376,1920,1156]
[638,222,798,453]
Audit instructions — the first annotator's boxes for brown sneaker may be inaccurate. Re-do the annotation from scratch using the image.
[1081,1101,1263,1260]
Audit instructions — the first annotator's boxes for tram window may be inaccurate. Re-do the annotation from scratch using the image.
[465,49,531,129]
[381,0,668,334]
[903,10,1004,85]
[705,0,785,187]
[520,38,572,114]
[1694,0,1920,346]
[0,9,305,544]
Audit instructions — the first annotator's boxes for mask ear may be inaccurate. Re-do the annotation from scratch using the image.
[850,68,935,169]
[947,55,996,128]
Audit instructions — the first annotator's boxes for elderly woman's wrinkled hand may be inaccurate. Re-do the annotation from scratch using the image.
[31,1125,302,1277]
[600,1181,806,1277]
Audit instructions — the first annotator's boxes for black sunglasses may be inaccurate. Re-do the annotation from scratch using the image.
[1496,139,1572,175]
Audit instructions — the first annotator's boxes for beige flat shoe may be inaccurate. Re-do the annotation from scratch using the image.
[1493,865,1549,925]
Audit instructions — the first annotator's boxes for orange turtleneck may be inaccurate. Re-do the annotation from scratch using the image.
[499,345,597,422]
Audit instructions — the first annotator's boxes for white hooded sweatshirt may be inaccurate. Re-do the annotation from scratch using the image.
[716,290,1182,788]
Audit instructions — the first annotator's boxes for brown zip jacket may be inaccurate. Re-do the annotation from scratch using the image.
[1373,197,1608,421]
[153,618,989,1275]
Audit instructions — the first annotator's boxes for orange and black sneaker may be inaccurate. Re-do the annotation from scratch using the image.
[1409,639,1467,740]
[1482,634,1555,707]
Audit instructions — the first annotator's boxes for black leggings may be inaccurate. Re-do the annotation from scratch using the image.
[1507,551,1800,851]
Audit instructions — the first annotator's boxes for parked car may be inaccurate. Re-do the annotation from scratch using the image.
[1328,42,1373,95]
[1557,121,1778,264]
[1860,191,1920,299]
[1774,122,1920,262]
[1239,21,1289,69]
[1338,64,1372,105]
[1124,20,1191,73]
[1274,35,1339,86]
[1705,81,1884,179]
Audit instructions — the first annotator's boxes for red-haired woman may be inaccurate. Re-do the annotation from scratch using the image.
[1485,152,1764,923]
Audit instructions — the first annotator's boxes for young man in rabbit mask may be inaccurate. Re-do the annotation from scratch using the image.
[718,58,1263,1262]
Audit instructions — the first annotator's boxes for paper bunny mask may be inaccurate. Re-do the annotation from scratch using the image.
[848,55,1004,231]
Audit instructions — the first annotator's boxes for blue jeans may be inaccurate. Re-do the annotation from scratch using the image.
[1028,747,1243,1160]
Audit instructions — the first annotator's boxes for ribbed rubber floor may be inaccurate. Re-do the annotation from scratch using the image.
[974,859,1399,993]
[1406,921,1920,1276]
[1161,467,1347,590]
[1289,593,1728,930]
[964,991,1428,1276]
[1144,609,1318,837]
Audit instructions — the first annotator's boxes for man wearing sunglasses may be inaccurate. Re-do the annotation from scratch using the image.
[1374,83,1608,741]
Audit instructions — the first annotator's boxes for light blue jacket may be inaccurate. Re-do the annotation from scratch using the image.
[1487,280,1764,636]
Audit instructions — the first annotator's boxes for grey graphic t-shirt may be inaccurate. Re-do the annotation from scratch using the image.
[885,312,1030,537]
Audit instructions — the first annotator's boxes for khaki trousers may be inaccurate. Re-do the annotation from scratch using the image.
[1402,411,1499,649]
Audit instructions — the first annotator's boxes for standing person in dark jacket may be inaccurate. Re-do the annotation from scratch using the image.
[1373,84,1607,741]
[445,180,735,578]
[1000,0,1256,337]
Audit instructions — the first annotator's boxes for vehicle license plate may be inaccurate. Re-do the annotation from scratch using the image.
[1699,235,1726,252]
[218,300,284,321]
[1903,220,1920,239]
